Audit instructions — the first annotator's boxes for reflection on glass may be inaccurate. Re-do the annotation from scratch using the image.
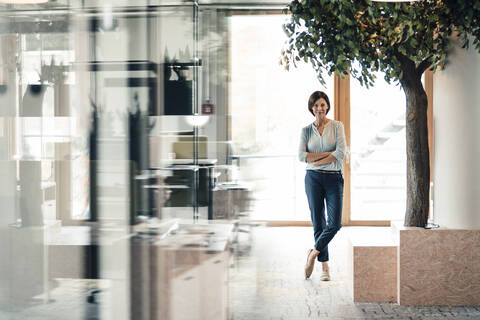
[0,4,284,320]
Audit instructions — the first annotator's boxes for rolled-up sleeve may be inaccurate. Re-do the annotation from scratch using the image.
[331,122,346,161]
[298,128,308,162]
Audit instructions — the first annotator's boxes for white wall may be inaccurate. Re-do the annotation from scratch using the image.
[433,36,480,229]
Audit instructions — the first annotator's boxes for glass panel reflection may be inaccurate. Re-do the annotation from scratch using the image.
[0,3,280,320]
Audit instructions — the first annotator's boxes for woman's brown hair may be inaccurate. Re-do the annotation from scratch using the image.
[308,91,331,116]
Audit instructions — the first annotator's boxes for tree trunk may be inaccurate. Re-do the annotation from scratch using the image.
[402,75,430,227]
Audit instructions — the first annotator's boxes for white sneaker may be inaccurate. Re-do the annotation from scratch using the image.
[320,270,330,281]
[304,249,315,279]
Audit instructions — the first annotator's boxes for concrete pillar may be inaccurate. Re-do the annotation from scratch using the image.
[433,36,480,229]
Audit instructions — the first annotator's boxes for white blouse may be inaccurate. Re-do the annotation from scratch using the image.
[298,120,346,172]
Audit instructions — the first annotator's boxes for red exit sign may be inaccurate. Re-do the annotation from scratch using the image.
[202,103,214,114]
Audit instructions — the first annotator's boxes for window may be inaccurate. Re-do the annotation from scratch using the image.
[229,14,334,221]
[349,72,406,221]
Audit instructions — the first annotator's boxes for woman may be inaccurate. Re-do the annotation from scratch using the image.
[298,91,346,280]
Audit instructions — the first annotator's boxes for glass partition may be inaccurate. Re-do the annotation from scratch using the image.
[0,2,212,320]
[0,3,316,320]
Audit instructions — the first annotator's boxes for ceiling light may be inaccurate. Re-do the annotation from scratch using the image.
[185,115,210,127]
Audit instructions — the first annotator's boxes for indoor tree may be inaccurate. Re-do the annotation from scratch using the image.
[281,0,480,227]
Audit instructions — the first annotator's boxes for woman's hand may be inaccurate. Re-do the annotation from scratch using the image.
[306,151,333,163]
[312,154,337,166]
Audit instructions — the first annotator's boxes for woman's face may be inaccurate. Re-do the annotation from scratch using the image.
[312,98,328,118]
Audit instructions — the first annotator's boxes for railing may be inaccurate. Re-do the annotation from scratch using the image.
[229,154,310,221]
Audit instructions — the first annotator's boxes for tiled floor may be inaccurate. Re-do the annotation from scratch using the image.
[229,226,480,320]
[0,279,99,320]
[2,226,480,320]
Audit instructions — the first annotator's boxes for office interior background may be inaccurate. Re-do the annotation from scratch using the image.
[0,0,479,319]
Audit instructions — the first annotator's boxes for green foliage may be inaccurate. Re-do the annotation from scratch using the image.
[38,56,68,85]
[281,0,480,88]
[444,0,480,51]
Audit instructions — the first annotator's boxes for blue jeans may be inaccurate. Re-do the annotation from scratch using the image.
[305,170,344,262]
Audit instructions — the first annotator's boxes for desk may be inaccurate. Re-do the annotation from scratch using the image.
[132,220,233,320]
[44,220,232,320]
[48,226,131,279]
[48,226,91,279]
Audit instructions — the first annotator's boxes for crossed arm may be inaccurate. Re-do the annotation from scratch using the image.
[306,151,338,165]
[299,122,346,166]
